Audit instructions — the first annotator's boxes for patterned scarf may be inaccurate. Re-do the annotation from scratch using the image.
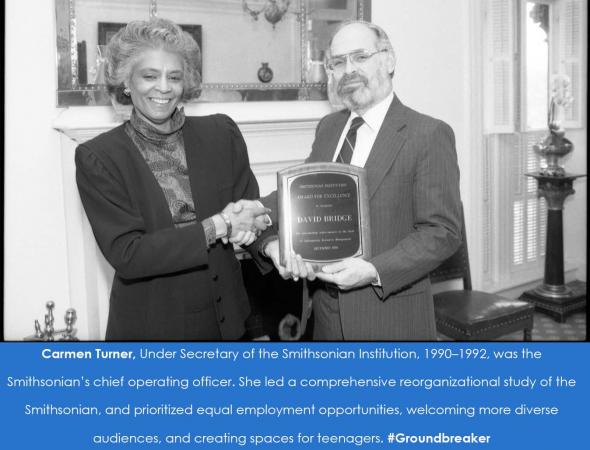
[125,108,197,227]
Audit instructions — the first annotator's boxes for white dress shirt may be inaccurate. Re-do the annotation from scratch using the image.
[331,90,395,167]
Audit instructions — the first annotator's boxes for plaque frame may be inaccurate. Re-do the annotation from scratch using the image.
[277,162,371,267]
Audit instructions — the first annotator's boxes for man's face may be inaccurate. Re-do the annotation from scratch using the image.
[328,24,394,113]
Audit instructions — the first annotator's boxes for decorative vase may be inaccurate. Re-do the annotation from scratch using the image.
[520,73,586,316]
[257,62,273,83]
[533,76,575,177]
[533,128,573,177]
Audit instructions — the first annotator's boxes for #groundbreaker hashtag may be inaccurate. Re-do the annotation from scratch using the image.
[386,432,491,444]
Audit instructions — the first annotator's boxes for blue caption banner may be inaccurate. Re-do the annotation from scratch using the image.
[1,342,588,449]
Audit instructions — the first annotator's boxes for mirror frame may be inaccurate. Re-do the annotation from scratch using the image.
[55,0,371,106]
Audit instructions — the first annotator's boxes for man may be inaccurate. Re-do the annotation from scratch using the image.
[253,21,462,340]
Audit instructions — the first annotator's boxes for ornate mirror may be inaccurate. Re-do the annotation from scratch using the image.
[55,0,371,106]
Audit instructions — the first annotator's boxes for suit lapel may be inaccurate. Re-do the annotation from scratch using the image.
[365,95,408,199]
[182,118,220,220]
[309,110,349,163]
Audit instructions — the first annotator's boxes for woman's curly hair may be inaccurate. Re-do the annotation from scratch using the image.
[104,17,201,105]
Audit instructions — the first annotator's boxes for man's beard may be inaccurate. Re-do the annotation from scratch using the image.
[336,73,371,111]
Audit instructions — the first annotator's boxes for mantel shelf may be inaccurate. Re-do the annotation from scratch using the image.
[53,101,335,143]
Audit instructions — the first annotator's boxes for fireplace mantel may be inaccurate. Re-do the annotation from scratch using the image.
[54,102,333,142]
[54,101,332,339]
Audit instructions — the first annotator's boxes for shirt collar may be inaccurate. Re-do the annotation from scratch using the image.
[350,90,395,132]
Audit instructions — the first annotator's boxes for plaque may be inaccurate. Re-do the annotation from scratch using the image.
[278,162,371,267]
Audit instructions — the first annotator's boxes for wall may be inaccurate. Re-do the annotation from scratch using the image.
[4,0,71,339]
[372,0,479,282]
[3,0,586,340]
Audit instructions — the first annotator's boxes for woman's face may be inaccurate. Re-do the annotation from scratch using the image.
[127,48,184,129]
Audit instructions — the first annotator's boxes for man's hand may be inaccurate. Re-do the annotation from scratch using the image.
[234,199,272,230]
[315,258,378,290]
[221,200,271,246]
[264,239,316,282]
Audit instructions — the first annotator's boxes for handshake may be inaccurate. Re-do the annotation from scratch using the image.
[218,200,379,291]
[219,199,271,246]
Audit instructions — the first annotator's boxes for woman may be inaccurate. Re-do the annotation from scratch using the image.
[75,18,267,340]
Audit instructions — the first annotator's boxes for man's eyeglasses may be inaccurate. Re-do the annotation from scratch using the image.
[324,49,388,72]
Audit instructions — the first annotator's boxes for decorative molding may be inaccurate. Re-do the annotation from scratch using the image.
[240,119,319,135]
[54,102,333,143]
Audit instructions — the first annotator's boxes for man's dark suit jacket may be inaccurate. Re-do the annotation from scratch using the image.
[75,114,258,340]
[256,96,462,340]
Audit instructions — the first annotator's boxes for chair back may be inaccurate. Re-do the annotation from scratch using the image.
[429,209,472,290]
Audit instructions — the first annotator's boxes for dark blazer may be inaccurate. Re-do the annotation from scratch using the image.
[257,96,462,340]
[75,114,258,340]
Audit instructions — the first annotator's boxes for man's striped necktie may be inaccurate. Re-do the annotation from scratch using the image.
[336,116,365,164]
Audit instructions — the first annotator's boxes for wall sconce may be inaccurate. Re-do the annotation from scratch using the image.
[243,0,291,29]
[148,0,158,18]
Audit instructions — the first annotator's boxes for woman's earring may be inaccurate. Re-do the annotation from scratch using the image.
[123,88,131,96]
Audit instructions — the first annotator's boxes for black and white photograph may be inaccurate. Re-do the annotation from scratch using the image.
[4,0,587,342]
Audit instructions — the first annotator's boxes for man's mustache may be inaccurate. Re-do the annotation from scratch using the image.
[337,74,368,93]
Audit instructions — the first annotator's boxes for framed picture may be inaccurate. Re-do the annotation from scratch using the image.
[98,22,201,49]
[179,24,202,54]
[98,22,126,46]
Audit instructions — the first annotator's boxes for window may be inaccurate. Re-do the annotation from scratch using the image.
[481,0,584,290]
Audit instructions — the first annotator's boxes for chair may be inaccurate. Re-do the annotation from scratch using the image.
[430,216,535,341]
